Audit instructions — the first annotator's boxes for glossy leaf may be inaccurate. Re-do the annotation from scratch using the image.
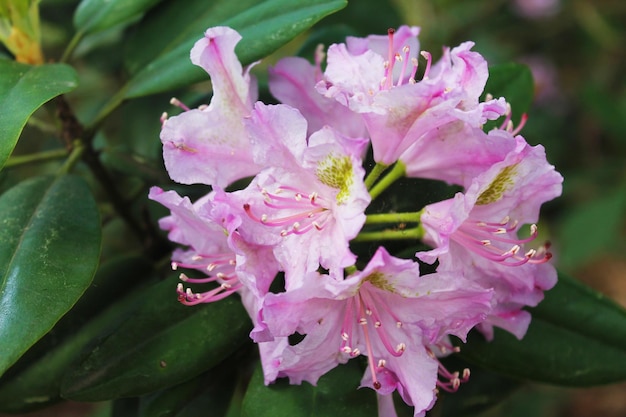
[138,352,243,417]
[0,175,101,376]
[241,360,377,417]
[458,271,626,386]
[0,61,78,171]
[0,255,152,413]
[61,277,251,401]
[74,0,163,35]
[121,0,347,98]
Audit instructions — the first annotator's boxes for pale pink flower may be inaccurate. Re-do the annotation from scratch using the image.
[148,186,279,341]
[226,103,370,283]
[417,136,563,338]
[260,247,493,417]
[160,27,262,187]
[269,50,366,138]
[318,26,506,164]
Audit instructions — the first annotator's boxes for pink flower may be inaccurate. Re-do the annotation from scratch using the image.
[417,136,563,338]
[269,49,366,138]
[160,27,262,187]
[260,247,493,417]
[400,119,518,185]
[318,26,506,164]
[148,186,279,341]
[226,103,370,283]
[259,248,492,415]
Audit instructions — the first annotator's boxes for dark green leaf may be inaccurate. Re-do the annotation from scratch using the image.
[241,360,377,417]
[0,62,78,171]
[74,0,164,35]
[458,271,626,386]
[0,255,152,413]
[558,187,626,268]
[434,356,521,417]
[121,0,347,98]
[138,349,246,417]
[482,63,534,131]
[61,277,251,401]
[0,175,101,376]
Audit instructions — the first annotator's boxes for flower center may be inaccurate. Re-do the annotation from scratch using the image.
[339,282,406,390]
[244,185,331,236]
[453,217,552,266]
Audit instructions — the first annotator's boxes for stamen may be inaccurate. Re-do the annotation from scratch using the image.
[409,57,419,84]
[314,43,325,80]
[454,219,552,266]
[420,51,432,79]
[385,28,396,90]
[427,346,471,393]
[170,97,190,112]
[511,113,528,136]
[243,186,330,237]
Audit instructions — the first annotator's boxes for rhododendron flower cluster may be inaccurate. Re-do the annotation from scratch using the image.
[151,26,563,417]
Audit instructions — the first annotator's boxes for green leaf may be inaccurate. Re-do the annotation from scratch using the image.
[558,187,626,268]
[138,354,242,417]
[0,175,102,377]
[434,356,521,417]
[74,0,164,35]
[241,360,377,417]
[61,277,251,401]
[121,0,347,98]
[0,62,78,171]
[482,63,534,131]
[0,255,151,413]
[458,271,626,386]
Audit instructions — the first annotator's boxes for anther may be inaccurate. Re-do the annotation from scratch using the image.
[420,51,432,79]
[170,97,190,111]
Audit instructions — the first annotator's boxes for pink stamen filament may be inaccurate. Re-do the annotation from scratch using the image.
[314,43,325,81]
[511,113,528,136]
[420,51,432,79]
[359,287,405,357]
[454,220,551,265]
[358,297,382,390]
[177,280,243,306]
[339,286,407,391]
[170,97,190,112]
[243,185,331,236]
[385,28,396,90]
[395,46,414,87]
[427,347,470,393]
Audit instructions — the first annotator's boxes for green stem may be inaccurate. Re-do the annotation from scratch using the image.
[57,140,85,175]
[60,31,84,63]
[27,116,58,134]
[353,226,423,242]
[364,163,388,190]
[365,210,423,225]
[5,148,68,168]
[86,87,128,134]
[369,161,406,200]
